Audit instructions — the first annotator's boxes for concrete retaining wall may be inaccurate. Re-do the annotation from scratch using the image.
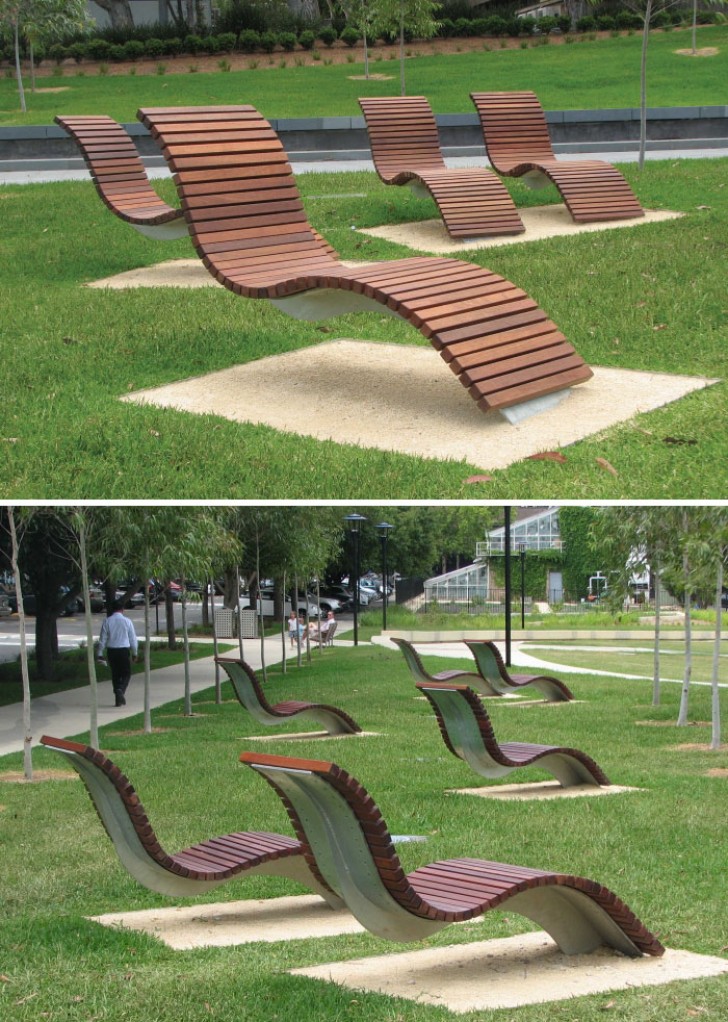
[2,105,727,165]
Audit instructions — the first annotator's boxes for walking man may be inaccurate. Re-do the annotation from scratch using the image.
[98,602,138,707]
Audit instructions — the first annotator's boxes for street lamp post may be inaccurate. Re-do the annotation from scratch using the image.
[376,521,394,632]
[519,543,526,630]
[345,513,367,646]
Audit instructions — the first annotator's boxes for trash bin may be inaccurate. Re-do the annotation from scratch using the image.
[214,608,236,638]
[240,609,258,638]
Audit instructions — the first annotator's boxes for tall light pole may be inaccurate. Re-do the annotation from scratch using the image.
[345,513,367,646]
[519,543,526,630]
[377,521,394,632]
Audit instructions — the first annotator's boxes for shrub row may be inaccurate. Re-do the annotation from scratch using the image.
[2,9,718,66]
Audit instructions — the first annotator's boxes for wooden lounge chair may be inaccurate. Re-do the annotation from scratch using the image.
[241,750,664,956]
[391,636,502,698]
[136,104,593,423]
[216,657,362,735]
[39,734,342,904]
[359,95,524,239]
[54,115,188,239]
[470,91,644,223]
[416,681,608,787]
[464,639,574,702]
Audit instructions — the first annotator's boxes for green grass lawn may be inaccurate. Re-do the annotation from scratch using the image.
[0,155,726,498]
[491,638,727,683]
[1,645,726,1021]
[1,26,726,123]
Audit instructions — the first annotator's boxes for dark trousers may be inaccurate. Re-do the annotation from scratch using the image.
[107,647,132,703]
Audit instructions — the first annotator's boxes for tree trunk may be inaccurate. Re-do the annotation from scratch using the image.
[78,520,99,749]
[181,587,192,715]
[638,3,651,172]
[143,587,152,733]
[211,580,222,704]
[14,21,26,114]
[257,535,266,680]
[399,6,406,96]
[91,0,135,30]
[711,558,723,750]
[677,539,692,726]
[34,608,59,682]
[9,510,32,779]
[652,564,661,706]
[164,586,177,649]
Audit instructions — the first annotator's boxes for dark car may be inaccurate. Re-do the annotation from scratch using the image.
[9,588,79,616]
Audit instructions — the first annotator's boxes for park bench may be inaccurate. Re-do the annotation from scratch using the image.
[241,750,664,956]
[216,657,362,735]
[136,104,593,422]
[470,91,644,223]
[54,115,187,239]
[464,638,574,701]
[391,636,501,697]
[359,95,524,239]
[40,734,341,904]
[416,680,608,787]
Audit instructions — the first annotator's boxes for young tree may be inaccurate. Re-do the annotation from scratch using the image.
[369,0,439,94]
[0,0,88,109]
[3,508,35,779]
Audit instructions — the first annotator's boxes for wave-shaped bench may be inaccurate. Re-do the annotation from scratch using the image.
[416,680,608,786]
[391,636,502,697]
[464,639,574,701]
[55,115,187,240]
[40,734,341,904]
[216,657,362,735]
[241,750,664,956]
[359,95,524,239]
[136,104,593,422]
[470,91,644,223]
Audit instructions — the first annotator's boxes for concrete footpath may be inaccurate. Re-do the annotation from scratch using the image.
[0,629,353,759]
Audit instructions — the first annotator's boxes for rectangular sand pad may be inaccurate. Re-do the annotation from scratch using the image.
[123,342,717,471]
[89,894,363,949]
[291,932,728,1012]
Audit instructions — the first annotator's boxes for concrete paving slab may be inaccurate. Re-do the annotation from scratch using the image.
[290,931,728,1012]
[358,205,683,254]
[448,781,642,801]
[121,341,718,472]
[89,894,363,949]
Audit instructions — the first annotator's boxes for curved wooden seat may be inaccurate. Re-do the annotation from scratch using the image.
[464,639,574,701]
[136,104,593,421]
[39,734,341,904]
[470,91,644,223]
[391,637,502,697]
[241,751,664,956]
[216,657,362,735]
[359,96,524,239]
[416,681,608,787]
[54,115,187,239]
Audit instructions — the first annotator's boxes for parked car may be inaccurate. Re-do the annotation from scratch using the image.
[241,589,321,619]
[9,587,79,616]
[307,590,348,615]
[77,586,105,613]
